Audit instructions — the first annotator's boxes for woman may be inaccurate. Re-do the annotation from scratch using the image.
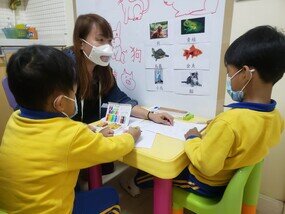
[65,14,174,174]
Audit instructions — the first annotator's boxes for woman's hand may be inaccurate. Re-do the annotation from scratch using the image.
[149,112,174,126]
[184,127,201,140]
[100,127,114,137]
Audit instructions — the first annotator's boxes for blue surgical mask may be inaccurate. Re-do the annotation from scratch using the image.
[54,95,78,118]
[226,68,255,102]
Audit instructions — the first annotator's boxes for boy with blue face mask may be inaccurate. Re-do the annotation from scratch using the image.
[117,26,285,200]
[180,25,285,198]
[0,45,141,213]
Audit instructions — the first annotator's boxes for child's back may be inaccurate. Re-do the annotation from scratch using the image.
[184,25,285,189]
[1,114,134,213]
[187,103,284,186]
[0,45,140,213]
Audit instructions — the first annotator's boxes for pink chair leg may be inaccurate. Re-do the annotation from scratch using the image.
[154,177,172,214]
[88,165,102,189]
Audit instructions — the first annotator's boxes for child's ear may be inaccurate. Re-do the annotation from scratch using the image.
[53,95,65,112]
[242,65,253,81]
[243,65,250,71]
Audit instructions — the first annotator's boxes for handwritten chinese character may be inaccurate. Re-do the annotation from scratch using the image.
[130,46,142,63]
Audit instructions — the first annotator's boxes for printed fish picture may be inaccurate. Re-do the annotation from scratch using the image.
[183,45,202,60]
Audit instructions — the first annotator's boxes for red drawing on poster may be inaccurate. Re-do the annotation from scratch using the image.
[112,22,127,64]
[121,69,136,90]
[113,70,118,80]
[130,46,142,63]
[163,0,219,17]
[118,0,150,24]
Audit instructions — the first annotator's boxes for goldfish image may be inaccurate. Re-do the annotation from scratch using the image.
[183,45,202,60]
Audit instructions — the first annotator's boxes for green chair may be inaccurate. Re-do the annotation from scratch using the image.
[172,161,264,214]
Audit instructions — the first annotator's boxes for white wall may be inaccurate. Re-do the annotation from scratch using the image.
[227,0,285,204]
[65,0,75,46]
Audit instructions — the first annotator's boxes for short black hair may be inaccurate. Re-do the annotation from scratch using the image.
[225,25,285,84]
[7,45,76,110]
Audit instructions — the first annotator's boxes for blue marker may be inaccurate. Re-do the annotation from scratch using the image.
[153,106,160,112]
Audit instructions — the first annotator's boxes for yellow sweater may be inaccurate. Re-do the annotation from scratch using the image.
[0,111,134,213]
[186,108,284,186]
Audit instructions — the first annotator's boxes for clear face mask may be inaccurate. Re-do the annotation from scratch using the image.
[53,95,78,118]
[81,38,113,66]
[226,68,255,102]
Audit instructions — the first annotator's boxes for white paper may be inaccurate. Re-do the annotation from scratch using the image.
[135,130,156,148]
[137,120,206,141]
[112,117,206,148]
[110,117,156,149]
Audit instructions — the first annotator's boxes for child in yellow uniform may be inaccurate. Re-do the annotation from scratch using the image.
[176,25,285,196]
[125,25,285,198]
[0,45,141,213]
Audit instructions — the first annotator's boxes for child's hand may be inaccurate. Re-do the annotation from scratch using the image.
[184,127,201,140]
[126,127,141,142]
[100,127,114,137]
[206,119,212,125]
[88,124,96,132]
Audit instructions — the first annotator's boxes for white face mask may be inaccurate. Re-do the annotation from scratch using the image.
[53,95,78,118]
[81,39,113,66]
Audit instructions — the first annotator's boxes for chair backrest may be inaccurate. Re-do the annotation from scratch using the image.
[172,161,264,214]
[2,76,18,110]
[242,161,264,209]
[219,161,264,212]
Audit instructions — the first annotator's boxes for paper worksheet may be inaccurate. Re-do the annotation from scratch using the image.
[112,117,206,148]
[111,117,155,149]
[137,120,206,141]
[135,130,156,149]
